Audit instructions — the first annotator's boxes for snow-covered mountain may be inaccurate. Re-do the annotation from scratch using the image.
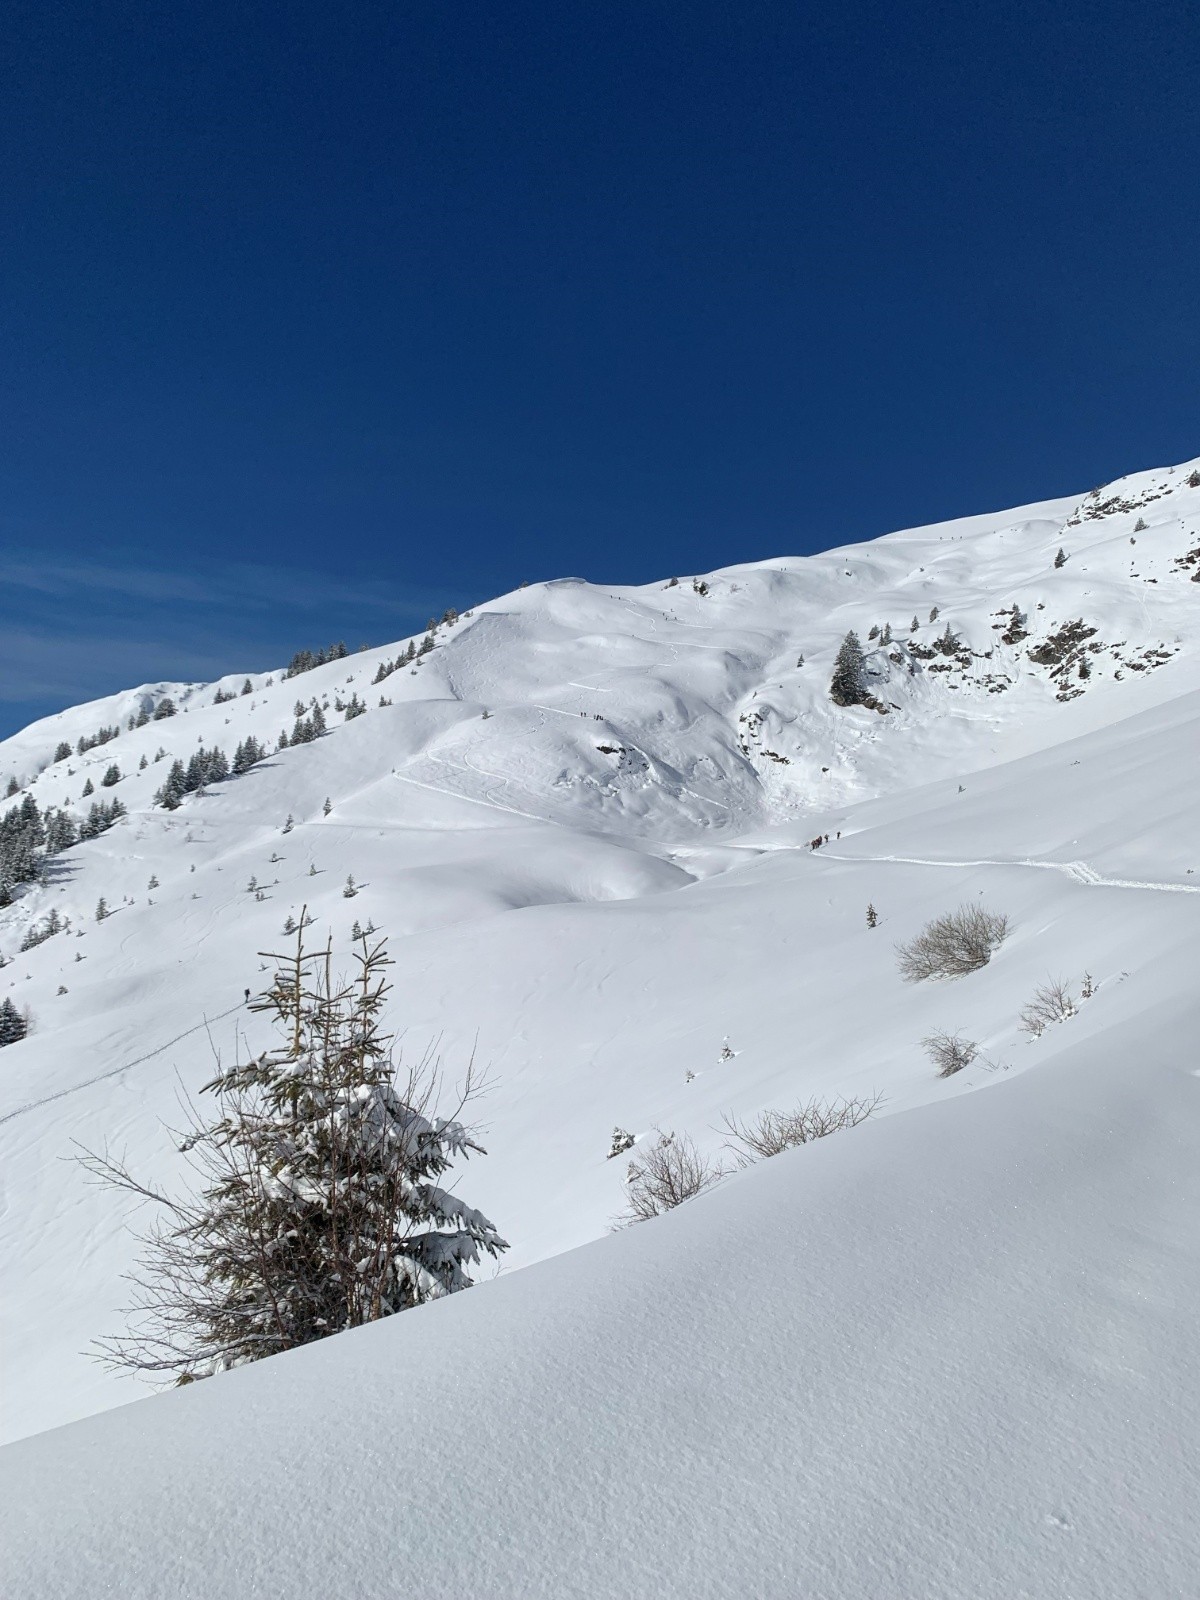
[3,458,1199,1596]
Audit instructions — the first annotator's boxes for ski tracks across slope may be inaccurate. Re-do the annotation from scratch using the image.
[823,850,1200,894]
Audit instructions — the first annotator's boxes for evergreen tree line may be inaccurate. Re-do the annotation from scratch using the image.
[282,642,348,680]
[0,794,124,904]
[155,746,232,810]
[372,640,420,683]
[213,681,252,705]
[46,697,178,769]
[73,724,120,757]
[370,609,461,687]
[233,735,267,773]
[280,702,327,747]
[153,735,271,810]
[20,907,66,951]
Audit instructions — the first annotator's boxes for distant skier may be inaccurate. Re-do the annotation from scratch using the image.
[244,988,250,1004]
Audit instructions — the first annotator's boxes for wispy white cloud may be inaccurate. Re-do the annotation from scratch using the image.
[0,553,462,735]
[0,558,442,615]
[0,627,237,704]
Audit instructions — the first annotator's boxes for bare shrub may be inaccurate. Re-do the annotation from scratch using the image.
[921,1030,979,1077]
[616,1131,724,1225]
[721,1093,880,1167]
[1020,977,1078,1037]
[895,903,1009,981]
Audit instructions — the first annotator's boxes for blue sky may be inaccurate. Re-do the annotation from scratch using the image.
[2,0,1196,736]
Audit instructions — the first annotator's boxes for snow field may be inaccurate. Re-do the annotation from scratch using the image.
[0,458,1198,1597]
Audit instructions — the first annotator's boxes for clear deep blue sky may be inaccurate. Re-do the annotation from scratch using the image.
[2,0,1196,735]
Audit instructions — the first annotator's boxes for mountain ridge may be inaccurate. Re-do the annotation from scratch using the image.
[1,453,1198,1451]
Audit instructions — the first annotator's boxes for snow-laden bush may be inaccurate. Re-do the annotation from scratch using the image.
[80,921,507,1383]
[721,1094,880,1166]
[895,904,1009,981]
[921,1030,978,1077]
[616,1131,724,1225]
[1020,977,1078,1037]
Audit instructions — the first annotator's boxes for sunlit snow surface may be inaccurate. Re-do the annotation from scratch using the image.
[2,461,1199,1596]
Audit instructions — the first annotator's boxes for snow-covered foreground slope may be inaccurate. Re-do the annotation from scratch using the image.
[1,455,1198,1544]
[5,981,1199,1599]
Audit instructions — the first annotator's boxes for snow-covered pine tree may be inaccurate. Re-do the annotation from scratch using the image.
[82,923,507,1381]
[155,760,187,810]
[0,997,27,1046]
[829,630,868,707]
[44,808,79,854]
[81,777,94,797]
[54,741,72,763]
[935,623,962,656]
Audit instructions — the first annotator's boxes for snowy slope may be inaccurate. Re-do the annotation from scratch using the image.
[1,453,1198,1476]
[4,971,1199,1599]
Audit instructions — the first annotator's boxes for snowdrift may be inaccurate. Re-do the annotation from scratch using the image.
[4,986,1198,1598]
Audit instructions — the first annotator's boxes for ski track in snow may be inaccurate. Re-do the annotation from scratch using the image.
[0,1003,247,1129]
[823,851,1200,894]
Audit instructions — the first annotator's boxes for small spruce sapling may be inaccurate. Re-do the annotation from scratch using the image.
[79,922,507,1380]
